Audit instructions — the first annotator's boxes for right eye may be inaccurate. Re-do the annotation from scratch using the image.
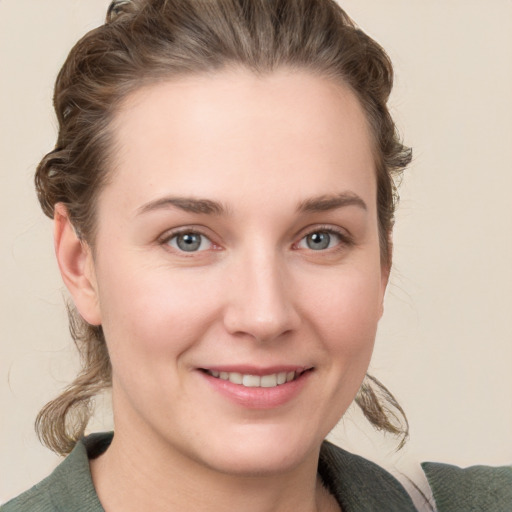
[165,231,213,252]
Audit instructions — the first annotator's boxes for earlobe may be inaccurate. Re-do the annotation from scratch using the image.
[54,204,101,326]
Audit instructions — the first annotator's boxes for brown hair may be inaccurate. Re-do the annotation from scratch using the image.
[35,0,411,455]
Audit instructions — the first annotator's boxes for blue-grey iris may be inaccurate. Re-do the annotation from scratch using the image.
[306,232,330,250]
[177,233,202,252]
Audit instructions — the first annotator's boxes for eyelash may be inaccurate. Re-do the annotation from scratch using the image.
[294,225,353,253]
[159,225,353,254]
[160,228,217,254]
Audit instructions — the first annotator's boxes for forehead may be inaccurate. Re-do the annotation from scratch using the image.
[104,68,376,214]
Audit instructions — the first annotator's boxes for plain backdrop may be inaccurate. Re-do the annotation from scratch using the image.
[1,0,511,506]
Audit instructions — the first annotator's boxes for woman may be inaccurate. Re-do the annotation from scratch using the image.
[2,1,509,511]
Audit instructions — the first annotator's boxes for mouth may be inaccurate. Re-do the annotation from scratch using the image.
[200,368,312,388]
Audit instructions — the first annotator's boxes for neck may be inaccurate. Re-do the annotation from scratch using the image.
[90,428,338,512]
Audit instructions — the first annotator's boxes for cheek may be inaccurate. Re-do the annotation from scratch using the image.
[306,264,383,407]
[96,263,221,370]
[306,265,384,345]
[295,266,383,435]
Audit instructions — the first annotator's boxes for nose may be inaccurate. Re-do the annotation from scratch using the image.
[222,249,301,343]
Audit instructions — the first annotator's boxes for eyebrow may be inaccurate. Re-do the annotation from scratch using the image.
[136,191,367,216]
[296,192,367,213]
[137,196,227,216]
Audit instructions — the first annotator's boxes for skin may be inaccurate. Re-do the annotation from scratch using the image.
[55,68,389,512]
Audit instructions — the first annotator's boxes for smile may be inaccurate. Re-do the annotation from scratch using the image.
[204,370,305,388]
[199,367,313,408]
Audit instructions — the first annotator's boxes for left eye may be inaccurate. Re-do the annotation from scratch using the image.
[297,230,342,251]
[166,232,212,252]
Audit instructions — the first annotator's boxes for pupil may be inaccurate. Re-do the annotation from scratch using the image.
[178,233,201,252]
[307,232,330,250]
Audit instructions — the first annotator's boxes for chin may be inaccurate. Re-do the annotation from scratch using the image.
[192,424,322,476]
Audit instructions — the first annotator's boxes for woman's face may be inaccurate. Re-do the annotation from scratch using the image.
[81,68,387,475]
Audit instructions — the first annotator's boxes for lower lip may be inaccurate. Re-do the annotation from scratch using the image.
[200,371,312,409]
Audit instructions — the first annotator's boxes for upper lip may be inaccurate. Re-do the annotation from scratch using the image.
[198,365,313,376]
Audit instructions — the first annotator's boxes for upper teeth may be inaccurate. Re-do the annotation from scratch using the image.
[208,370,298,388]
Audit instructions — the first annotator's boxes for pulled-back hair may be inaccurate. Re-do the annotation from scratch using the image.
[35,0,411,455]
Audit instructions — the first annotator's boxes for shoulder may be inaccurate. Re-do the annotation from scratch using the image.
[319,440,417,511]
[0,477,54,512]
[422,461,512,512]
[1,434,109,512]
[0,453,77,512]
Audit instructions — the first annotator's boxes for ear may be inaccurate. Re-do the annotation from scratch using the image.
[54,204,102,325]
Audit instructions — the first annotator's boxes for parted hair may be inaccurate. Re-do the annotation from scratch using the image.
[35,0,412,455]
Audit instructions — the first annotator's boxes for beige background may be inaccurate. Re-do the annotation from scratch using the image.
[1,0,511,505]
